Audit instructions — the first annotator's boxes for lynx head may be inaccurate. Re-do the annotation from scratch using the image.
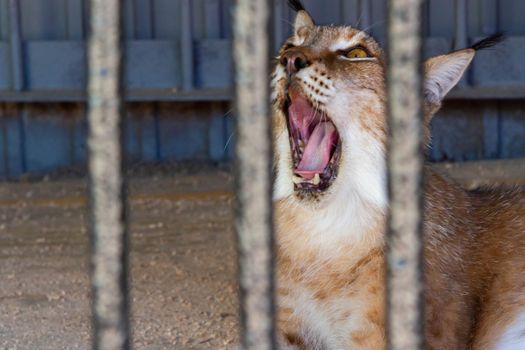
[272,0,502,213]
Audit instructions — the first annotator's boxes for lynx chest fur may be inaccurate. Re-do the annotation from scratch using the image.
[275,200,386,349]
[271,1,525,349]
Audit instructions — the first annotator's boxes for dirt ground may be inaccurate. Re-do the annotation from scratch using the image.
[0,171,238,350]
[0,159,523,350]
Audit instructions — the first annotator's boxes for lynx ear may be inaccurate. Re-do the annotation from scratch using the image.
[423,49,474,105]
[294,11,315,35]
[288,0,314,36]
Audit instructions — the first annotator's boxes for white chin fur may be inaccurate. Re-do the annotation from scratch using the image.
[495,311,525,350]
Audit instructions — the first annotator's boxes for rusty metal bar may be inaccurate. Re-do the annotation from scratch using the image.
[233,0,275,349]
[87,1,130,349]
[386,0,425,349]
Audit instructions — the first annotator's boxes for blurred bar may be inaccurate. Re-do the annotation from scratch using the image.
[87,0,130,349]
[386,0,425,349]
[233,0,275,349]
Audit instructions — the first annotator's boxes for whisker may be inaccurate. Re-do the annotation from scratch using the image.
[281,18,294,28]
[224,131,235,151]
[355,11,364,29]
[221,108,234,119]
[360,20,386,34]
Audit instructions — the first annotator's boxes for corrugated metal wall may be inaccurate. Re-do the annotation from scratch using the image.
[0,0,524,179]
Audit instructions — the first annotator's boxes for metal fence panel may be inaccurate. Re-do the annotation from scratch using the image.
[233,0,275,349]
[8,0,23,90]
[87,0,130,349]
[386,0,425,349]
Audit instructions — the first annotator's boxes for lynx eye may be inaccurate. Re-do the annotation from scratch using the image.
[346,48,368,59]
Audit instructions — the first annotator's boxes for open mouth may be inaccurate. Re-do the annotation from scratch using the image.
[284,86,341,193]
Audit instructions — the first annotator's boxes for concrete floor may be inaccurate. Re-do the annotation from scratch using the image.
[0,159,523,350]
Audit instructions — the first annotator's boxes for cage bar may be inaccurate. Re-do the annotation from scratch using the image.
[87,0,130,349]
[233,0,275,349]
[386,0,425,349]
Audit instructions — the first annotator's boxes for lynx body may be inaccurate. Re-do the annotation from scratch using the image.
[272,1,525,349]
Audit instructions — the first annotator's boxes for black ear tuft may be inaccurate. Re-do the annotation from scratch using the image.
[288,0,306,12]
[470,32,505,51]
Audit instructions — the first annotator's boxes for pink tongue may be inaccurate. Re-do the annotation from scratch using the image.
[288,91,315,141]
[295,122,337,180]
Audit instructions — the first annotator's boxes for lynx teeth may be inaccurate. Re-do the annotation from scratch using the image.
[292,173,321,185]
[292,176,304,184]
[313,173,321,185]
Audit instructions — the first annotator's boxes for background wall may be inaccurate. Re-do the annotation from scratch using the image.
[0,0,524,179]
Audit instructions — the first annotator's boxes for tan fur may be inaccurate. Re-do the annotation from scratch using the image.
[276,200,386,349]
[272,7,525,350]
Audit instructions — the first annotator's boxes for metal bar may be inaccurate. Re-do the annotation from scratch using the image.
[0,1,9,40]
[233,0,275,349]
[87,0,130,349]
[454,0,468,86]
[204,0,221,39]
[454,0,468,50]
[386,0,425,349]
[65,0,86,40]
[180,0,194,90]
[273,0,284,53]
[8,0,24,91]
[0,105,9,178]
[358,0,372,31]
[134,0,153,39]
[125,0,135,39]
[481,0,499,35]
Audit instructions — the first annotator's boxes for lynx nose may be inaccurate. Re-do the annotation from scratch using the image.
[280,51,310,75]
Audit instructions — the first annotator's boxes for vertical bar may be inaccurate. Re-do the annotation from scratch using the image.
[454,0,468,86]
[481,0,498,36]
[87,0,130,349]
[1,1,9,41]
[454,0,468,50]
[134,0,153,39]
[8,0,23,90]
[273,0,284,53]
[83,0,91,40]
[180,0,194,90]
[65,0,86,40]
[422,0,430,38]
[221,0,233,39]
[0,105,8,178]
[233,0,275,349]
[204,0,222,39]
[358,0,372,30]
[386,0,424,349]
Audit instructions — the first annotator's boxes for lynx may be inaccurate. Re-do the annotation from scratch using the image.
[271,1,525,349]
